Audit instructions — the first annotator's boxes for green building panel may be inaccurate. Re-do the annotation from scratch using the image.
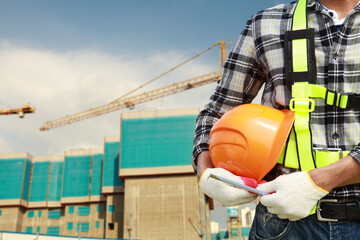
[90,153,103,197]
[0,157,26,200]
[120,114,197,169]
[29,161,50,202]
[48,161,63,202]
[62,155,91,198]
[22,158,32,202]
[102,141,123,188]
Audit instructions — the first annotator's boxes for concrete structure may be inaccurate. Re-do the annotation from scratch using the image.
[120,108,210,240]
[0,108,210,240]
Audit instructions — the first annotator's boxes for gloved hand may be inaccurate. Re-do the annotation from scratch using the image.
[257,171,328,221]
[199,168,260,206]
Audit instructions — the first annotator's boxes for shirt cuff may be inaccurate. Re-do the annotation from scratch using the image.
[348,148,360,164]
[192,143,209,173]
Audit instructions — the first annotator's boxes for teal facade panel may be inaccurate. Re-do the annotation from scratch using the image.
[77,206,90,216]
[48,161,63,202]
[29,161,50,202]
[102,141,123,188]
[0,158,25,200]
[62,155,91,198]
[77,222,89,232]
[22,158,32,202]
[47,226,60,235]
[27,211,34,218]
[90,153,103,197]
[241,227,251,237]
[48,210,61,219]
[67,222,73,230]
[120,115,197,169]
[68,206,74,214]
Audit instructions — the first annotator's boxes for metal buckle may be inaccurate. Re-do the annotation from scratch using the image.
[313,147,343,159]
[316,199,338,222]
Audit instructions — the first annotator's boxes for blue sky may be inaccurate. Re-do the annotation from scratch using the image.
[0,0,292,154]
[0,0,292,54]
[0,0,292,229]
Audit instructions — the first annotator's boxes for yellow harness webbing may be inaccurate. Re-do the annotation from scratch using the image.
[278,0,354,171]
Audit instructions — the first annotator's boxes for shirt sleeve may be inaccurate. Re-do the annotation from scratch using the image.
[192,17,266,172]
[349,147,360,164]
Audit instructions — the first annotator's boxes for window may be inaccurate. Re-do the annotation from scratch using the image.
[77,223,89,232]
[77,206,90,216]
[96,205,101,212]
[68,206,74,214]
[38,210,42,218]
[47,226,60,235]
[108,205,115,213]
[26,227,32,233]
[36,226,40,233]
[108,223,114,230]
[67,222,73,230]
[0,210,2,216]
[27,211,34,218]
[245,212,252,226]
[48,210,61,219]
[96,221,100,229]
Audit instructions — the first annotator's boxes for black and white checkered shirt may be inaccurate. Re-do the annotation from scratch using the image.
[193,0,360,200]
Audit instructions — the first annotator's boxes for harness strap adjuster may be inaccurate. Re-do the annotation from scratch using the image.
[289,98,315,112]
[325,89,338,106]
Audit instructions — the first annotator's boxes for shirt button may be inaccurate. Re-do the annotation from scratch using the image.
[332,132,339,139]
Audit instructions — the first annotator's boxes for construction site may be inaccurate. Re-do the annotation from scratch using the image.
[0,41,255,240]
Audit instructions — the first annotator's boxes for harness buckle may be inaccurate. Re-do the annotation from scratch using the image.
[289,98,315,112]
[316,199,338,222]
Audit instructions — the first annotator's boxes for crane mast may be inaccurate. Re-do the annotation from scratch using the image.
[40,41,227,131]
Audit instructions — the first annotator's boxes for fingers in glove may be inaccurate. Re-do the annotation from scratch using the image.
[257,180,277,194]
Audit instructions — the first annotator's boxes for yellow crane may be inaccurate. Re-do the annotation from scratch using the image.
[40,41,228,131]
[0,105,35,118]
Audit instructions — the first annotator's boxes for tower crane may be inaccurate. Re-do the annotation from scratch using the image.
[0,105,35,118]
[40,41,228,131]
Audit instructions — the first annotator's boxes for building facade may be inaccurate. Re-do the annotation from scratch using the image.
[0,108,210,240]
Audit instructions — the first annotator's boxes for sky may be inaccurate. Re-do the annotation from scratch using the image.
[0,0,292,229]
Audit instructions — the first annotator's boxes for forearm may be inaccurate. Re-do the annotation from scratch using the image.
[196,151,213,181]
[309,155,360,192]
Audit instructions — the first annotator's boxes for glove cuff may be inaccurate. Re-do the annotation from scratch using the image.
[305,171,329,194]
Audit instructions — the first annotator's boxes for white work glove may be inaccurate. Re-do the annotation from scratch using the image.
[257,171,328,221]
[199,168,259,206]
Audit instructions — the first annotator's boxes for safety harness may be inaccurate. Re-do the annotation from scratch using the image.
[277,0,360,172]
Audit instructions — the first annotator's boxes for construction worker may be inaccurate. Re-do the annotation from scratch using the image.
[193,0,360,239]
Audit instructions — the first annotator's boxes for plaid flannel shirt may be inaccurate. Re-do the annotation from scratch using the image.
[193,0,360,200]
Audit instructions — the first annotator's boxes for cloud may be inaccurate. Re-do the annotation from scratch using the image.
[0,40,218,156]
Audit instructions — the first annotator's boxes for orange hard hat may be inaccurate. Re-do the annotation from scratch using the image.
[209,104,294,182]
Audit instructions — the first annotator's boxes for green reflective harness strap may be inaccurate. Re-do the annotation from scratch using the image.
[292,83,350,108]
[315,150,350,168]
[279,0,351,171]
[292,0,308,72]
[282,0,317,171]
[278,0,357,216]
[290,83,316,171]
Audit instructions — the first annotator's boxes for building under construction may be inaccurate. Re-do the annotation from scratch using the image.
[0,108,211,240]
